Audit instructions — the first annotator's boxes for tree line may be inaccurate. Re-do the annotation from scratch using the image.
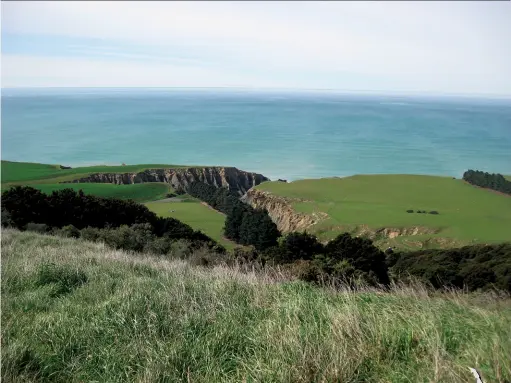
[463,169,511,195]
[235,231,511,292]
[186,182,281,250]
[387,243,511,292]
[1,186,223,251]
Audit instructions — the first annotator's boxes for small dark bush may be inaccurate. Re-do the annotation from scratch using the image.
[165,193,177,198]
[406,210,414,213]
[277,232,324,263]
[80,227,102,242]
[429,211,439,215]
[59,224,81,238]
[37,262,88,296]
[100,224,154,253]
[143,236,174,255]
[293,260,323,283]
[323,233,390,286]
[25,223,49,234]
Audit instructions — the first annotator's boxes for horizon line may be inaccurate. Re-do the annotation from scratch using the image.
[2,86,511,100]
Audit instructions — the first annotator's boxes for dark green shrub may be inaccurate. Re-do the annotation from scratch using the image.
[143,236,174,255]
[323,233,390,285]
[459,264,496,291]
[1,186,48,229]
[59,225,81,238]
[277,232,324,263]
[80,227,102,242]
[406,210,414,213]
[391,243,511,292]
[100,224,154,253]
[169,239,194,259]
[293,260,323,283]
[429,211,439,215]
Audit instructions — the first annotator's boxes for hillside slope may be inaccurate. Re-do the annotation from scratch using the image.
[252,175,511,249]
[2,230,510,382]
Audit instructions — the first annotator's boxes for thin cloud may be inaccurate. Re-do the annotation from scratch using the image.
[1,1,510,95]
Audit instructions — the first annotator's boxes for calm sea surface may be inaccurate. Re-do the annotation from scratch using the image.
[2,88,510,181]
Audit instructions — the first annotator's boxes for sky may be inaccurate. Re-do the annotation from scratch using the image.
[1,1,511,96]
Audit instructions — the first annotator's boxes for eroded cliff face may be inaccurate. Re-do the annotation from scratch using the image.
[241,189,327,232]
[62,167,268,195]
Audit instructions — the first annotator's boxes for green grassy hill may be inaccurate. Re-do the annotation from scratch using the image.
[31,182,173,203]
[1,160,192,184]
[2,229,510,382]
[256,175,511,249]
[146,198,235,249]
[0,160,191,202]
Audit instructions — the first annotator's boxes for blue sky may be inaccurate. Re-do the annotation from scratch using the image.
[2,1,511,96]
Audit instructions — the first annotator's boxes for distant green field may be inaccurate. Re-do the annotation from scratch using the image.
[146,199,234,249]
[25,183,172,203]
[257,175,511,249]
[1,160,194,184]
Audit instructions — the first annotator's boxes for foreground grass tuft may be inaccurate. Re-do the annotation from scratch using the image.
[2,229,510,382]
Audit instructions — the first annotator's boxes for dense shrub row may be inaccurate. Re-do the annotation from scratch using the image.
[388,243,511,292]
[235,232,390,287]
[1,186,223,252]
[463,169,511,195]
[24,223,226,266]
[187,182,281,250]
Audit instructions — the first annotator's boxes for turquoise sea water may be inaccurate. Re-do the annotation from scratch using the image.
[2,88,510,181]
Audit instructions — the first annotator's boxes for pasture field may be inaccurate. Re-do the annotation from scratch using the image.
[2,229,510,383]
[1,160,194,184]
[26,182,173,203]
[256,175,511,248]
[146,198,233,249]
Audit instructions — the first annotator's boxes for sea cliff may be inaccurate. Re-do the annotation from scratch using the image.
[62,167,268,195]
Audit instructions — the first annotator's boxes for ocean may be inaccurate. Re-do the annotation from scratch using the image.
[2,88,510,181]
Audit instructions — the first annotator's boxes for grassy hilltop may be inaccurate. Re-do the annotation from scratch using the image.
[256,175,511,249]
[2,229,510,382]
[0,160,183,201]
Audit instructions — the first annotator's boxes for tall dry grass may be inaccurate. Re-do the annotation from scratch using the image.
[2,229,510,382]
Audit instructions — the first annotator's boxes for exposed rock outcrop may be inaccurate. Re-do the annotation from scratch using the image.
[351,225,441,240]
[241,189,327,232]
[61,167,268,195]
